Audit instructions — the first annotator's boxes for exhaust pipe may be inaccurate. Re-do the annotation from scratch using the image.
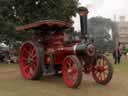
[78,7,89,40]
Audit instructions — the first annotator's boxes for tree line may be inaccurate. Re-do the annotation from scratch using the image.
[0,0,116,52]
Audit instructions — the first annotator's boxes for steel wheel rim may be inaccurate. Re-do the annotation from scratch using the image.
[93,57,109,82]
[63,57,78,87]
[19,42,38,79]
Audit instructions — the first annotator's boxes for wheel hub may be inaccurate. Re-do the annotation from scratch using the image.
[97,66,105,72]
[27,56,33,64]
[68,69,72,73]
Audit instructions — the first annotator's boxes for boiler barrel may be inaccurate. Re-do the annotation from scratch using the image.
[60,44,87,55]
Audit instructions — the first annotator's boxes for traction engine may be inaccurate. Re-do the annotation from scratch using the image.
[16,7,113,88]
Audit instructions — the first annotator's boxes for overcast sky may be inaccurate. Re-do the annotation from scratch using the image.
[73,0,128,31]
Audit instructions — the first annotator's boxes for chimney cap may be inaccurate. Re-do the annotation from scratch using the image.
[78,7,89,16]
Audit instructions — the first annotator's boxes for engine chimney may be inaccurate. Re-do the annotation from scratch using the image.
[78,7,89,40]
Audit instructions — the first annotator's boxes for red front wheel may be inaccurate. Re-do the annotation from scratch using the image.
[19,41,43,80]
[92,55,113,85]
[62,55,82,88]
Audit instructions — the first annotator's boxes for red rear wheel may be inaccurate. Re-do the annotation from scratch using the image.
[62,55,82,88]
[19,41,43,80]
[92,55,113,85]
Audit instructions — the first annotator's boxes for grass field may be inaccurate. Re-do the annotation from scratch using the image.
[0,55,127,96]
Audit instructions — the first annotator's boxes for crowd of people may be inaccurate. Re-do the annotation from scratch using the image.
[0,50,17,64]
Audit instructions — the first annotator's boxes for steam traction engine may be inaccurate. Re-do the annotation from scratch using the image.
[16,7,113,88]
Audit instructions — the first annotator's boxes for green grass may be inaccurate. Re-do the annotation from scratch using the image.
[0,55,127,96]
[108,55,128,71]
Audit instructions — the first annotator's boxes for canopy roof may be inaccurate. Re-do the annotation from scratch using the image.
[16,20,71,32]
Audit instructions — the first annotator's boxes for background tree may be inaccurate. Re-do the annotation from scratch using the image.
[10,0,79,24]
[0,0,15,46]
[88,17,114,52]
[0,0,79,48]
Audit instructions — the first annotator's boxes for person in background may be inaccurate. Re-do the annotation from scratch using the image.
[126,52,128,60]
[113,43,121,64]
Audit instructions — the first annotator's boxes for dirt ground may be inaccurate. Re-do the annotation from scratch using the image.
[0,56,127,96]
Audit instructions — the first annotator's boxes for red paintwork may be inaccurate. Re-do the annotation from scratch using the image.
[17,20,93,85]
[16,20,74,65]
[16,20,71,32]
[17,19,112,88]
[39,30,74,65]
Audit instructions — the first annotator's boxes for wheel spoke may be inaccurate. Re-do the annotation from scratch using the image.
[103,72,106,79]
[31,64,36,71]
[102,59,104,66]
[103,60,107,65]
[21,57,27,62]
[69,63,73,68]
[94,68,98,74]
[104,69,109,75]
[68,59,73,68]
[101,72,105,80]
[65,59,70,68]
[32,54,37,59]
[99,72,102,80]
[24,65,30,72]
[31,49,35,55]
[65,64,68,70]
[97,60,100,66]
[23,47,30,54]
[98,59,102,66]
[29,67,34,75]
[72,72,78,81]
[68,66,78,82]
[94,65,98,70]
[97,72,101,77]
[71,67,77,75]
[104,65,108,70]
